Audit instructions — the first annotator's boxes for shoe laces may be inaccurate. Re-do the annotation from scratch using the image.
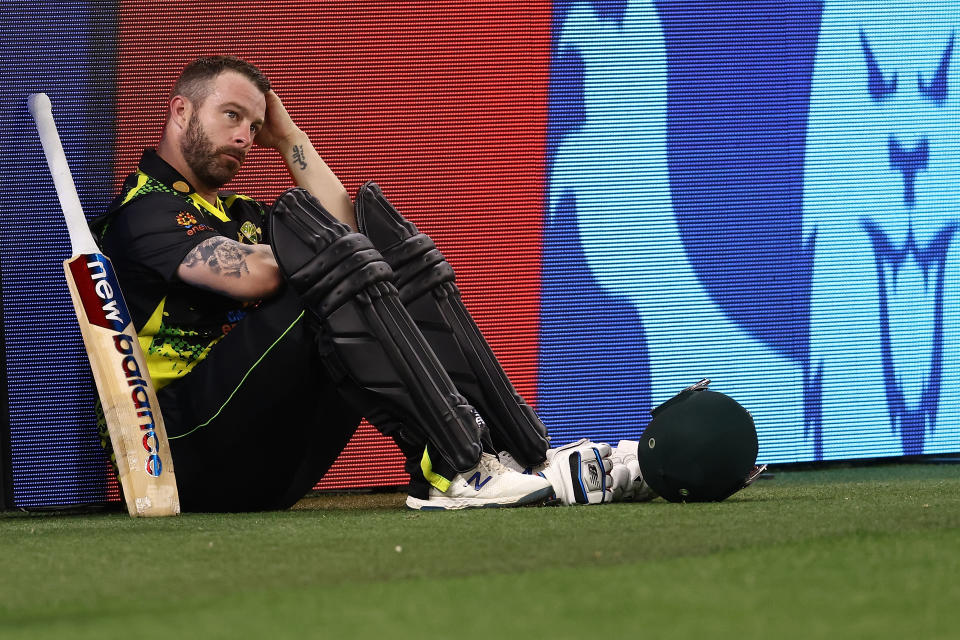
[477,452,509,477]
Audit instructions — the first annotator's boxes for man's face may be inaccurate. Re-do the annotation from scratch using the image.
[180,70,266,190]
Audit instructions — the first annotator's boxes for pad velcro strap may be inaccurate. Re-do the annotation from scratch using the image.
[271,188,396,315]
[272,187,352,246]
[354,184,456,299]
[294,239,392,315]
[382,234,455,300]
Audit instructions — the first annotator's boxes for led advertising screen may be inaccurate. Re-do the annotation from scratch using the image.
[2,1,957,508]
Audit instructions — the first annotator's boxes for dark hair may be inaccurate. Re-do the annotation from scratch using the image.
[170,56,271,105]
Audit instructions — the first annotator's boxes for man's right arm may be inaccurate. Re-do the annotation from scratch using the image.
[176,236,283,302]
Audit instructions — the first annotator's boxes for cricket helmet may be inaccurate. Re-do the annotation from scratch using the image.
[636,380,760,502]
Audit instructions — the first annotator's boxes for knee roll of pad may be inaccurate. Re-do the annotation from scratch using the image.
[270,188,482,473]
[355,181,550,468]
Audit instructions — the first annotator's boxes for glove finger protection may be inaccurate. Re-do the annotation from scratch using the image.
[610,440,656,502]
[540,439,614,505]
[503,439,654,504]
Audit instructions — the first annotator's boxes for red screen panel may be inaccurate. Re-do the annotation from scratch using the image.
[116,1,551,489]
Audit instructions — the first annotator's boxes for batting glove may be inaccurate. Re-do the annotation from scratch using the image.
[609,440,656,502]
[535,439,615,505]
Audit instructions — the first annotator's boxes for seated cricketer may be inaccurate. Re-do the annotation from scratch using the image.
[94,56,760,512]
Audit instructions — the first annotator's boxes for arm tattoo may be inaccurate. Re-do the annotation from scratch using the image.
[183,237,255,278]
[291,144,308,170]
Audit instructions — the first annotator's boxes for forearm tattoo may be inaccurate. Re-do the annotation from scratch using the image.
[183,237,254,278]
[291,144,308,170]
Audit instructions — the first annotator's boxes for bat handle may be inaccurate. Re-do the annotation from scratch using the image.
[28,92,101,256]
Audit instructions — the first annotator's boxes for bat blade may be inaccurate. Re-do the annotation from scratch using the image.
[29,92,180,516]
[63,253,180,516]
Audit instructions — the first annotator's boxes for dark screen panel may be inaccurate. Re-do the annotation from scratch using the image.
[0,1,119,508]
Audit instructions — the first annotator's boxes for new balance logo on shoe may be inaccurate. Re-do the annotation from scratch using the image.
[466,472,492,491]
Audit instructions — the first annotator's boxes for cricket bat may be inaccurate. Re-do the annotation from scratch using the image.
[28,92,180,517]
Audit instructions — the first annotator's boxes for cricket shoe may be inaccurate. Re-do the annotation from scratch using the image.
[405,453,555,510]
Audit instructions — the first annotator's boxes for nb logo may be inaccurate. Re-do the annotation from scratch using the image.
[585,461,602,491]
[466,472,492,491]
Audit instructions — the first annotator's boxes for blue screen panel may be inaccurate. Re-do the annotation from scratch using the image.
[539,0,960,463]
[0,1,117,507]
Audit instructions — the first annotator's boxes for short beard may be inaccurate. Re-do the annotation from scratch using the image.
[180,112,243,190]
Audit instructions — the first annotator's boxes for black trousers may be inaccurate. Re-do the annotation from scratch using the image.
[156,285,458,511]
[157,286,361,512]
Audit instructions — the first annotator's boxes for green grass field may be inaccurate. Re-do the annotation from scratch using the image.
[1,463,958,639]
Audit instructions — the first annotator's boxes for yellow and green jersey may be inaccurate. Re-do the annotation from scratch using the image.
[93,149,268,389]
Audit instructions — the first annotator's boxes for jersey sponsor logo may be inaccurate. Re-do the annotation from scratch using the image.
[221,308,249,336]
[226,309,247,323]
[175,211,197,227]
[175,210,215,236]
